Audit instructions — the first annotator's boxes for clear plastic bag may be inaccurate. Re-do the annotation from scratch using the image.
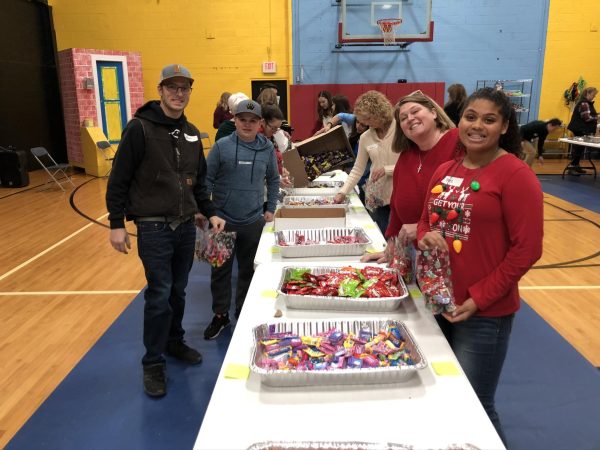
[364,176,386,212]
[195,223,236,268]
[415,248,456,314]
[386,236,413,284]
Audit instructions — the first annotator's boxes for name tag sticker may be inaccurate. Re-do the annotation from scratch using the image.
[441,176,463,187]
[367,144,378,151]
[184,133,198,142]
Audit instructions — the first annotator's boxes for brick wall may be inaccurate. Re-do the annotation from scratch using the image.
[57,48,144,166]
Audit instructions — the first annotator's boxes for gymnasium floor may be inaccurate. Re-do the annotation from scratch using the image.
[0,164,599,449]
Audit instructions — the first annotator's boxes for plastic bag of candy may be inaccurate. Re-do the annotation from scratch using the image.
[415,248,456,314]
[195,223,236,268]
[386,235,413,284]
[364,175,386,212]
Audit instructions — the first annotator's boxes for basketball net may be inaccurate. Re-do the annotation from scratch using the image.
[377,19,403,46]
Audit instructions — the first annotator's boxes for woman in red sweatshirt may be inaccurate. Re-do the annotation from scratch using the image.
[417,87,543,444]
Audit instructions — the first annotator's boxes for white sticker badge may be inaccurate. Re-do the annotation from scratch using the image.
[184,133,198,142]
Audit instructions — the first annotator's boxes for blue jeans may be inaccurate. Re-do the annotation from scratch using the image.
[369,204,390,236]
[136,220,196,366]
[436,313,514,445]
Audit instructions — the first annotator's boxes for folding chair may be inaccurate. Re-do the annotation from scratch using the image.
[96,140,115,176]
[199,132,212,157]
[30,147,75,192]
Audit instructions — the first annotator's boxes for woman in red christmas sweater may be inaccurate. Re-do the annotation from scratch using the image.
[417,87,543,444]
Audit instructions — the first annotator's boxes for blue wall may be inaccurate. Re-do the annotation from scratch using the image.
[292,0,549,118]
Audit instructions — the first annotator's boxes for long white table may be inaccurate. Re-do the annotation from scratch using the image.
[559,137,599,178]
[194,262,505,450]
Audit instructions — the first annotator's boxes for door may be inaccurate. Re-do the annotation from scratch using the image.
[96,61,127,143]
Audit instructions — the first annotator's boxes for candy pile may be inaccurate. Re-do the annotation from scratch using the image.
[286,197,336,206]
[308,180,344,188]
[257,325,416,371]
[277,233,367,246]
[385,235,413,284]
[195,225,236,268]
[281,266,403,298]
[416,248,456,314]
[302,150,354,180]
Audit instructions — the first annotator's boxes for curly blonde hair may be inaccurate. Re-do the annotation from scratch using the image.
[353,90,394,126]
[392,90,455,153]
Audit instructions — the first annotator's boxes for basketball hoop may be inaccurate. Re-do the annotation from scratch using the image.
[377,18,403,46]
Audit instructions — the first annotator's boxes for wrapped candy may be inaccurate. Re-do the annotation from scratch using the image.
[385,235,414,284]
[302,149,354,180]
[415,248,456,314]
[195,223,236,268]
[364,176,386,212]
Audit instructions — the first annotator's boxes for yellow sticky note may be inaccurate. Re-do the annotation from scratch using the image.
[263,226,274,233]
[224,363,250,379]
[431,361,460,376]
[261,290,278,298]
[271,246,280,253]
[351,206,364,212]
[366,247,379,254]
[409,288,422,298]
[363,223,376,229]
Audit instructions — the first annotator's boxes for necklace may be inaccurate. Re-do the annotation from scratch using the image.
[417,150,429,173]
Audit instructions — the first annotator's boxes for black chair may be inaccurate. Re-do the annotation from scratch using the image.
[96,140,115,176]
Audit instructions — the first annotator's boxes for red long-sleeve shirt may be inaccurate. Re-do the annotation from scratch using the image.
[417,153,543,317]
[386,128,462,238]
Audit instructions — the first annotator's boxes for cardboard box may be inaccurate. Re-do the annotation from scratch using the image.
[282,125,354,187]
[273,207,346,231]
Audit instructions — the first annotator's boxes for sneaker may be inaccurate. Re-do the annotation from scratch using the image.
[574,166,586,174]
[143,363,166,397]
[204,314,230,340]
[166,340,202,365]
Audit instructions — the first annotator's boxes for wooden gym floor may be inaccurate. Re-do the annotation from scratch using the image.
[0,162,598,448]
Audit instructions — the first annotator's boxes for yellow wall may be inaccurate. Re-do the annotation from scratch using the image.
[539,0,600,122]
[49,0,292,137]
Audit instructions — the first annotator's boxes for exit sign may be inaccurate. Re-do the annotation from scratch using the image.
[262,61,277,74]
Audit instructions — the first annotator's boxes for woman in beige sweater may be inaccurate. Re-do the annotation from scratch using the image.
[334,90,399,233]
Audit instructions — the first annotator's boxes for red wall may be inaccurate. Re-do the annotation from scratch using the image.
[290,82,445,141]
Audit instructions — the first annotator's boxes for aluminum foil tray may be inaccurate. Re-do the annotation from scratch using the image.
[247,442,412,450]
[250,319,427,387]
[278,266,408,312]
[274,228,372,258]
[287,180,344,196]
[283,195,349,209]
[247,442,480,450]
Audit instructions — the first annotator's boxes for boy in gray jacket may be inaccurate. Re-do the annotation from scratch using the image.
[204,100,280,339]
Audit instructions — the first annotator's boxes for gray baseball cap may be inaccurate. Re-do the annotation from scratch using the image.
[235,100,262,118]
[159,64,194,85]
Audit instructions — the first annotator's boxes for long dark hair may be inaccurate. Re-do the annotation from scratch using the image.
[332,94,351,114]
[465,87,522,155]
[317,90,333,120]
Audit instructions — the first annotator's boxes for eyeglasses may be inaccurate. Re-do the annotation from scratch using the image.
[163,83,192,94]
[265,122,280,132]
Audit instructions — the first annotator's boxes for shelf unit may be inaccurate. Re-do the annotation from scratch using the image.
[476,79,533,125]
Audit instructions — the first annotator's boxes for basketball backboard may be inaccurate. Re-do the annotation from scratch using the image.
[338,0,433,46]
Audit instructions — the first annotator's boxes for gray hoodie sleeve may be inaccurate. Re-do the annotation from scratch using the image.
[205,141,220,196]
[265,145,280,213]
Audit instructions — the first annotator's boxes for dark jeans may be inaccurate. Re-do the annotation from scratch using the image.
[436,313,514,445]
[369,204,390,235]
[211,217,265,315]
[569,143,585,166]
[136,220,196,366]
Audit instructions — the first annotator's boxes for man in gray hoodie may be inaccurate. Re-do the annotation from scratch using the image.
[204,100,280,339]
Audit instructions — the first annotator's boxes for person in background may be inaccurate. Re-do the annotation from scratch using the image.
[316,110,370,201]
[311,90,334,135]
[259,82,278,96]
[261,104,293,188]
[213,91,232,129]
[106,64,225,398]
[567,86,598,174]
[333,90,398,233]
[519,118,562,167]
[215,92,248,141]
[204,100,280,340]
[256,87,279,108]
[417,87,543,444]
[444,83,467,126]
